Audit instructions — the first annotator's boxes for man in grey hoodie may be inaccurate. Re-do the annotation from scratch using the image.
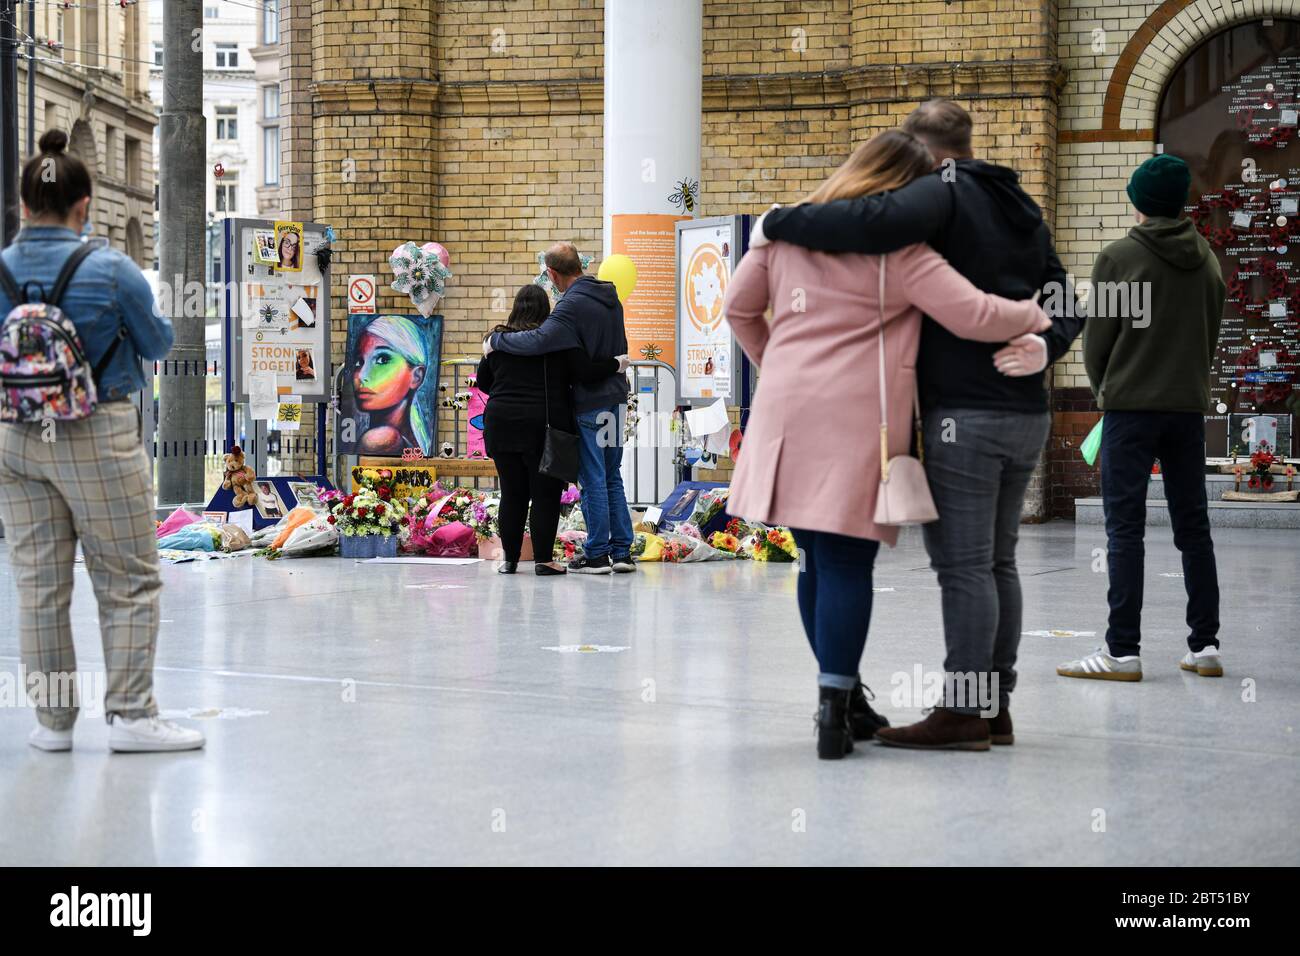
[1058,154,1227,683]
[486,243,635,575]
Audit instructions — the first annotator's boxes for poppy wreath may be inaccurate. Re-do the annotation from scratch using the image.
[1234,102,1299,147]
[1226,257,1290,311]
[1237,342,1296,407]
[1268,218,1300,248]
[1190,190,1246,249]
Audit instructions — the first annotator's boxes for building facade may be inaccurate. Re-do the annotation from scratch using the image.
[278,0,1299,518]
[148,0,285,282]
[14,0,155,266]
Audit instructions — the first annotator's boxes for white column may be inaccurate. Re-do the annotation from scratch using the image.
[604,0,703,507]
[602,0,702,251]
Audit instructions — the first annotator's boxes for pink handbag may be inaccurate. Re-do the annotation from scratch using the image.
[872,255,939,527]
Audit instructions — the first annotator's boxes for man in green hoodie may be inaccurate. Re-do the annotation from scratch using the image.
[1059,154,1226,683]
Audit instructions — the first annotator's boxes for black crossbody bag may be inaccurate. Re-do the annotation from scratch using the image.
[538,354,580,483]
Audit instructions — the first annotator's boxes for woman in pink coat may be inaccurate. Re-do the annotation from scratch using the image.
[722,130,1049,760]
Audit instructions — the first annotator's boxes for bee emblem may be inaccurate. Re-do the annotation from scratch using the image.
[668,178,700,213]
[639,343,664,362]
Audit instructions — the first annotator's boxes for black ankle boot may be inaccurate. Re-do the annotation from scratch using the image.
[816,686,854,760]
[849,678,890,740]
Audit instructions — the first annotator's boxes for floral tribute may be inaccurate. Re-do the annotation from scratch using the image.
[1247,440,1278,491]
[320,470,407,537]
[747,527,799,562]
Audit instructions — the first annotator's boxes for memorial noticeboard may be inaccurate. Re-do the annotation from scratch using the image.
[227,218,332,404]
[675,216,744,405]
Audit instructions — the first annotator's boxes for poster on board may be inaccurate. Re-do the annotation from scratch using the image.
[612,213,689,365]
[675,217,741,404]
[338,314,444,458]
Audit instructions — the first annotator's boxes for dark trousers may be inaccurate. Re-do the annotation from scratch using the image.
[921,409,1051,715]
[1100,410,1220,657]
[494,448,564,564]
[790,528,881,688]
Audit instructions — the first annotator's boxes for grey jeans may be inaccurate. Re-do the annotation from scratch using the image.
[921,409,1051,715]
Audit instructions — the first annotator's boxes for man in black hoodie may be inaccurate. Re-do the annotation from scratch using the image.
[754,100,1085,750]
[486,242,635,575]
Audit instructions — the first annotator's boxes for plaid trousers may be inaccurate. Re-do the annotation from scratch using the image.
[0,402,161,729]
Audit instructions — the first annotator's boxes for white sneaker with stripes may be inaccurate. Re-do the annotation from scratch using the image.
[1057,648,1143,682]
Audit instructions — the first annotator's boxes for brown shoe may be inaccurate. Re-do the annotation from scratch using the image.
[875,708,991,751]
[986,708,1013,745]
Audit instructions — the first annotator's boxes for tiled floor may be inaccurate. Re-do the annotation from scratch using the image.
[0,521,1296,865]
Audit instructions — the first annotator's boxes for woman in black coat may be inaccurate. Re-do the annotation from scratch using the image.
[476,285,625,575]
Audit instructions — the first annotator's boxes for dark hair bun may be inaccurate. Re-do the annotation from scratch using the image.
[39,130,68,155]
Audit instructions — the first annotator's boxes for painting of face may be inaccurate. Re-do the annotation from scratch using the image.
[353,332,422,411]
[340,314,444,459]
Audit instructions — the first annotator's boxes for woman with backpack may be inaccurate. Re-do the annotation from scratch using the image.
[0,130,204,753]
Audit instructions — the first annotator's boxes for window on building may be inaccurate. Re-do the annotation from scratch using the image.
[215,173,238,214]
[81,9,99,68]
[205,6,220,18]
[263,126,281,186]
[152,42,163,67]
[263,0,280,45]
[263,84,280,119]
[215,107,238,141]
[215,43,239,69]
[104,125,118,178]
[125,138,142,188]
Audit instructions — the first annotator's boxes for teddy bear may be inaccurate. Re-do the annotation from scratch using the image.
[222,445,259,509]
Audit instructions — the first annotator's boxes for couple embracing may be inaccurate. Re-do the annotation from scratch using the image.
[724,99,1085,759]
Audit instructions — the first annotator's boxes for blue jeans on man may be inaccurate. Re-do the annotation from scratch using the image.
[576,404,634,559]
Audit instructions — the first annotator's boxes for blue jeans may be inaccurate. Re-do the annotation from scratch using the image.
[576,404,634,559]
[789,528,881,688]
[1101,410,1219,657]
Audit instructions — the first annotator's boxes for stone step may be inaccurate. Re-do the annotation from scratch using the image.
[1076,496,1300,529]
[1144,473,1290,501]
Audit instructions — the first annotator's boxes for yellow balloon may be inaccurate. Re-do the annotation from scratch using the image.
[597,254,638,302]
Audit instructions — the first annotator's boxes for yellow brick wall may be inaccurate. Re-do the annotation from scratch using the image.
[294,0,1300,511]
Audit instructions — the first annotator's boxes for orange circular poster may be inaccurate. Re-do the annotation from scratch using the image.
[684,242,727,334]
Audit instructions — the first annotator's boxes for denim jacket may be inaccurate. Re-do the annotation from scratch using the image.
[0,226,173,401]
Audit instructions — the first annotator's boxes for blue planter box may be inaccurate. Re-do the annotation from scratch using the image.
[339,533,399,559]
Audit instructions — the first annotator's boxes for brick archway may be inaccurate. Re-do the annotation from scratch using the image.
[1099,0,1299,137]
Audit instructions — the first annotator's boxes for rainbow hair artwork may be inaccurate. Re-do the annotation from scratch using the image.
[360,315,433,455]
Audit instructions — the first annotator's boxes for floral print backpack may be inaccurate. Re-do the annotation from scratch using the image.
[0,243,125,423]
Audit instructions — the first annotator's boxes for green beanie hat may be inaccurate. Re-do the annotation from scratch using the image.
[1126,154,1191,218]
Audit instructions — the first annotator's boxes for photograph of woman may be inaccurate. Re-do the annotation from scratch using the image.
[295,349,316,382]
[348,315,439,456]
[275,221,303,272]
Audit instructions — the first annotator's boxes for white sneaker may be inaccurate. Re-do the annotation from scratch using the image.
[29,725,73,752]
[1179,649,1224,677]
[108,715,205,753]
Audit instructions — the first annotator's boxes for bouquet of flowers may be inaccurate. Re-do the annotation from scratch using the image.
[747,527,798,562]
[687,488,730,530]
[554,529,587,564]
[1248,441,1278,490]
[465,496,498,540]
[707,530,743,555]
[325,485,407,537]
